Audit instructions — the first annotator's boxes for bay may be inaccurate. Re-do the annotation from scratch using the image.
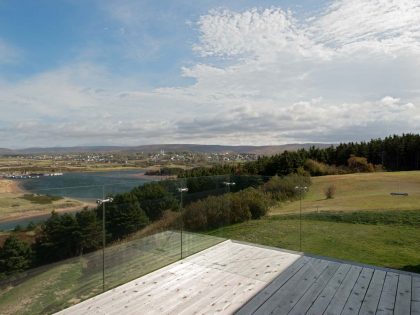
[0,169,154,231]
[20,169,153,201]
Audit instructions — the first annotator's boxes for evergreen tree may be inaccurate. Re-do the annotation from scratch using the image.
[0,236,32,276]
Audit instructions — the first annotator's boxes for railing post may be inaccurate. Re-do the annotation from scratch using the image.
[295,186,307,252]
[96,192,113,292]
[178,187,188,259]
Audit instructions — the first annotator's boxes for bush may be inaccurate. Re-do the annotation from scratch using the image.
[304,159,341,176]
[324,184,336,199]
[236,188,270,219]
[229,193,252,224]
[263,174,311,201]
[183,187,271,230]
[183,195,230,231]
[347,155,374,172]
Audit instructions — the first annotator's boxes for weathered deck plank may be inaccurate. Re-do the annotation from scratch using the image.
[323,265,362,315]
[56,240,418,315]
[358,269,386,315]
[412,276,420,315]
[253,258,331,314]
[235,257,309,315]
[305,263,352,315]
[395,274,412,314]
[341,267,374,315]
[377,272,399,315]
[288,262,340,315]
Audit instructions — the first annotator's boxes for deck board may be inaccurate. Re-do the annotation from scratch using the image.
[358,269,386,315]
[377,272,399,315]
[56,240,418,315]
[341,267,374,315]
[305,263,352,315]
[323,265,362,315]
[288,261,340,315]
[253,258,331,314]
[413,276,420,315]
[395,274,412,314]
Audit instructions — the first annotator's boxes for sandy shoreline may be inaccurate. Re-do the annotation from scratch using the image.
[131,173,176,180]
[0,201,97,224]
[0,179,24,194]
[0,171,160,226]
[0,178,97,224]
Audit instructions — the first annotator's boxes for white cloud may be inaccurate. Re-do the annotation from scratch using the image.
[2,0,420,147]
[311,0,420,55]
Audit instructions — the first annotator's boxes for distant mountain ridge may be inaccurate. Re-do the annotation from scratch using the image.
[2,143,332,156]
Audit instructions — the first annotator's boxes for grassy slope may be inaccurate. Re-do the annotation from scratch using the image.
[208,172,420,273]
[0,231,223,315]
[271,171,420,214]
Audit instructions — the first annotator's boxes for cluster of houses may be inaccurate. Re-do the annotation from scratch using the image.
[1,172,63,179]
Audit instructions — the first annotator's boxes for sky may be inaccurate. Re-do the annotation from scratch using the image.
[0,0,419,148]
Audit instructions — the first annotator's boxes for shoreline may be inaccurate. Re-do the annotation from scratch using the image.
[0,200,97,224]
[0,179,25,194]
[0,169,157,227]
[130,172,176,181]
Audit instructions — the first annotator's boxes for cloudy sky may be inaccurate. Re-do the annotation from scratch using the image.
[1,0,419,148]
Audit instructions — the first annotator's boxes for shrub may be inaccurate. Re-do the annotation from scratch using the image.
[347,155,374,173]
[182,187,271,230]
[236,188,270,219]
[229,193,252,224]
[324,184,336,199]
[263,174,311,201]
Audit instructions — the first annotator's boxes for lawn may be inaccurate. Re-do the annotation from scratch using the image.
[207,211,420,272]
[271,171,420,214]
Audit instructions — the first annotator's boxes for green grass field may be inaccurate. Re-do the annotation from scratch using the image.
[207,171,420,273]
[271,171,420,214]
[207,211,420,272]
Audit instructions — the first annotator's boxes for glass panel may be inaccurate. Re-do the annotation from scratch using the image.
[0,185,104,314]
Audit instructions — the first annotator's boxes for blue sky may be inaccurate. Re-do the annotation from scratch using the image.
[0,0,326,84]
[0,0,419,148]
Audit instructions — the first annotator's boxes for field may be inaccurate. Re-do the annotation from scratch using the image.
[206,171,420,273]
[207,212,420,272]
[271,171,420,214]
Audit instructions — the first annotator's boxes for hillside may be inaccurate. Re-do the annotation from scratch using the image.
[271,171,420,214]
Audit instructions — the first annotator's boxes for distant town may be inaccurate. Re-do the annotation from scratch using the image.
[0,150,258,176]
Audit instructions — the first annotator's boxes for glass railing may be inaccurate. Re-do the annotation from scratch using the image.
[0,171,419,314]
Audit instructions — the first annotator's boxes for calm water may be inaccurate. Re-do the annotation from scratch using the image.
[20,169,152,201]
[0,170,153,230]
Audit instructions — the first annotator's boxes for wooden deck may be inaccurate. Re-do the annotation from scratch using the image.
[57,240,420,315]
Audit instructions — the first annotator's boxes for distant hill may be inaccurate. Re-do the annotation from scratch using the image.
[0,148,15,155]
[2,143,332,156]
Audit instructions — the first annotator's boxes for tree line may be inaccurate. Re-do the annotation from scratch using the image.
[179,134,420,177]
